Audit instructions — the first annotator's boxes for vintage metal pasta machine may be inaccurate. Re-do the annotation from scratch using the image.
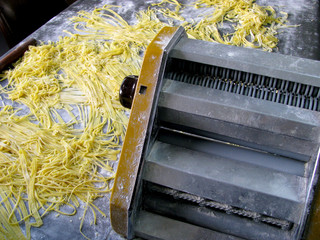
[110,26,320,240]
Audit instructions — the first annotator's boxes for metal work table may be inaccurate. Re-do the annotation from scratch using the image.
[29,0,320,61]
[2,0,320,239]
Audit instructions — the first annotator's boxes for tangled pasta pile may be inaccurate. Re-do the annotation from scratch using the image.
[0,1,292,239]
[188,0,291,51]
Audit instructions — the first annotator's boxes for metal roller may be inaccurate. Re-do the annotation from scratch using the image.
[112,26,320,240]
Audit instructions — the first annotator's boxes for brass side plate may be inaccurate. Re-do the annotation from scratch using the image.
[110,26,184,237]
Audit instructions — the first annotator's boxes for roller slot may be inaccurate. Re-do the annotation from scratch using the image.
[165,58,320,111]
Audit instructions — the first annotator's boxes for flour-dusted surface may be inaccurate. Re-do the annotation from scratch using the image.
[258,0,320,59]
[2,0,319,240]
[28,0,320,60]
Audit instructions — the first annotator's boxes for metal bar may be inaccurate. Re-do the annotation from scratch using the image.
[135,211,245,240]
[158,79,320,158]
[170,38,320,87]
[143,192,294,240]
[157,127,305,176]
[146,183,292,229]
[143,140,306,223]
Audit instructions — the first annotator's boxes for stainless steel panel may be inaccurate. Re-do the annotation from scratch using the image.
[143,140,307,223]
[157,127,305,176]
[142,195,293,240]
[170,38,320,87]
[135,211,245,240]
[158,79,320,157]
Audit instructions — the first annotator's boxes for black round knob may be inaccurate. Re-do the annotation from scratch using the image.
[119,75,138,109]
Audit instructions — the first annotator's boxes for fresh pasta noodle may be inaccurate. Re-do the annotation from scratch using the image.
[0,1,293,239]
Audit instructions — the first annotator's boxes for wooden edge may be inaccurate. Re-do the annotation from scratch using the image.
[0,38,37,72]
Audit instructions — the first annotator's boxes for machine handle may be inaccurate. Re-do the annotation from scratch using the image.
[119,75,138,109]
[0,38,37,72]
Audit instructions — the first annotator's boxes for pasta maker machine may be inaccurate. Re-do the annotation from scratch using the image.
[110,26,320,240]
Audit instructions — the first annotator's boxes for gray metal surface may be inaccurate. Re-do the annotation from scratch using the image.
[135,211,245,240]
[143,194,292,240]
[2,0,319,62]
[135,25,320,239]
[141,29,320,238]
[158,79,320,158]
[157,127,305,176]
[25,0,320,62]
[165,59,320,112]
[0,0,318,239]
[145,183,292,229]
[144,140,306,223]
[262,0,320,61]
[170,37,320,86]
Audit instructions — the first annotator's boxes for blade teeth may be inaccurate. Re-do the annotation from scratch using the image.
[229,209,260,219]
[260,217,292,230]
[177,192,202,204]
[202,199,231,211]
[147,183,292,230]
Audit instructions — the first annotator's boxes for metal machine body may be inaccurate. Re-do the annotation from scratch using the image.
[110,26,320,240]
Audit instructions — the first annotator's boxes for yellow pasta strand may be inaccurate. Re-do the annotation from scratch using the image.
[189,0,292,51]
[0,1,293,239]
